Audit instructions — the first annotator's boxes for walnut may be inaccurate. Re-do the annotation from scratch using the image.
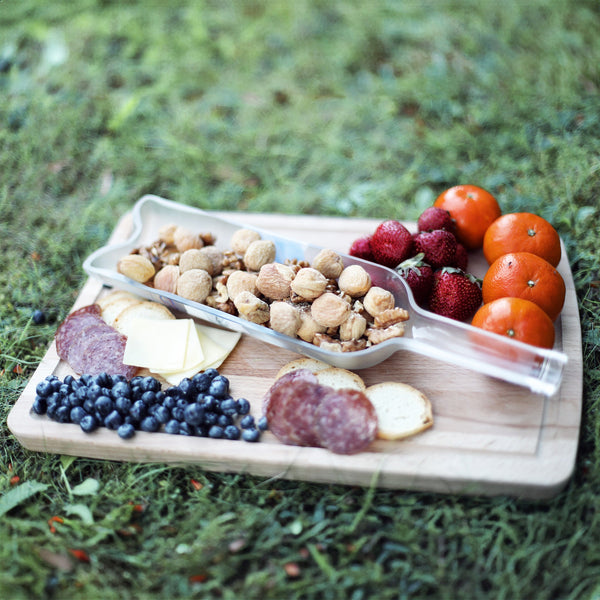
[310,292,351,328]
[338,265,371,297]
[226,270,259,301]
[179,248,213,274]
[256,263,295,300]
[340,338,368,352]
[117,254,156,283]
[244,240,276,271]
[269,301,301,337]
[339,312,367,341]
[173,226,204,253]
[374,307,410,328]
[176,269,212,303]
[153,264,180,294]
[363,286,395,317]
[312,333,343,352]
[312,249,344,279]
[366,323,406,344]
[296,307,327,343]
[233,291,270,324]
[231,228,261,255]
[290,267,328,301]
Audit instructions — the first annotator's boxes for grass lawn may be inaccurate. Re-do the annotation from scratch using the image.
[1,1,599,598]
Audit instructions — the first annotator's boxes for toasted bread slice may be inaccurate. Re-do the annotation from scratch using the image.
[96,290,138,309]
[365,382,433,440]
[275,357,331,380]
[113,301,176,336]
[315,367,366,392]
[100,295,143,327]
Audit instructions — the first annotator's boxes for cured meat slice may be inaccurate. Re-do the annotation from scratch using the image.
[54,303,138,378]
[265,371,324,447]
[262,368,318,415]
[313,388,378,455]
[55,305,102,359]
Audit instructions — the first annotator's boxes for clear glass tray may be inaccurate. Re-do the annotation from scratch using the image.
[83,195,568,396]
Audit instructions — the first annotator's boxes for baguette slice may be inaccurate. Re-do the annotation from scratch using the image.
[275,358,331,380]
[315,367,366,392]
[113,301,176,337]
[365,382,433,440]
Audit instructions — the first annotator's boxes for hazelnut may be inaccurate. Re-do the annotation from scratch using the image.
[173,226,203,253]
[158,223,178,245]
[311,292,350,328]
[312,249,344,279]
[338,265,371,297]
[244,239,276,271]
[117,254,156,283]
[256,263,295,300]
[179,248,213,274]
[363,286,395,317]
[233,291,270,324]
[290,267,328,300]
[269,301,301,337]
[339,312,367,341]
[296,308,327,343]
[198,245,224,276]
[231,228,261,255]
[176,269,212,303]
[226,270,259,301]
[153,264,180,294]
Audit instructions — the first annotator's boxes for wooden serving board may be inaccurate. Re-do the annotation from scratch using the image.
[8,211,583,499]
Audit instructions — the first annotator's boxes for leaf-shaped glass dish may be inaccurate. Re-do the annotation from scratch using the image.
[83,195,568,396]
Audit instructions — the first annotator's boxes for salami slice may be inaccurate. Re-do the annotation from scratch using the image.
[265,371,324,447]
[78,328,137,379]
[262,369,318,416]
[313,388,378,455]
[55,304,102,360]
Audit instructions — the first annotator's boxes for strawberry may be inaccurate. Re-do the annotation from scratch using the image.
[428,267,482,321]
[417,206,455,233]
[454,242,469,271]
[413,229,458,270]
[349,235,375,262]
[370,220,413,268]
[396,253,434,307]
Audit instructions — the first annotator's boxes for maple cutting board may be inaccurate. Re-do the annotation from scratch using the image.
[7,210,583,499]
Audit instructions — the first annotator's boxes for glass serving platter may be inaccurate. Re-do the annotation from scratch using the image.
[83,195,568,396]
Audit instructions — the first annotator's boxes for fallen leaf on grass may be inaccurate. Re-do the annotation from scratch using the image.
[0,481,49,517]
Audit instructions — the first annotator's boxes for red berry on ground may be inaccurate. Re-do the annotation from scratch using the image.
[370,220,414,269]
[413,229,458,270]
[417,206,456,233]
[428,267,482,322]
[349,235,375,262]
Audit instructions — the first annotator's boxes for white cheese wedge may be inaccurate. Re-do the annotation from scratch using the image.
[123,318,193,371]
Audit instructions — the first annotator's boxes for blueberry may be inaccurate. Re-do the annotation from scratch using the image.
[130,399,148,421]
[80,374,93,386]
[176,397,189,409]
[217,414,233,427]
[140,415,160,432]
[35,380,53,398]
[70,406,87,424]
[204,412,218,426]
[223,425,241,440]
[83,398,95,414]
[59,383,70,397]
[242,428,261,442]
[80,414,99,433]
[164,419,180,435]
[178,422,194,436]
[141,376,161,393]
[154,405,171,424]
[141,390,157,405]
[201,395,219,412]
[75,386,88,402]
[257,416,268,431]
[94,372,112,388]
[87,384,103,401]
[32,309,46,324]
[94,395,114,417]
[220,398,238,417]
[192,372,212,392]
[46,402,58,420]
[171,406,185,422]
[55,406,71,423]
[178,378,195,399]
[204,368,219,380]
[32,395,47,415]
[208,376,229,399]
[184,403,205,426]
[115,396,132,415]
[240,415,255,429]
[117,423,136,440]
[162,396,176,410]
[104,409,124,430]
[236,398,250,415]
[111,380,132,400]
[208,425,224,439]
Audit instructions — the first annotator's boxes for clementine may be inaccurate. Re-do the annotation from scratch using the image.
[482,251,566,321]
[483,212,562,267]
[433,184,501,251]
[471,297,555,349]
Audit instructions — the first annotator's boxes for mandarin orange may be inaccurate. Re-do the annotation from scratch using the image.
[482,251,565,321]
[471,297,555,349]
[433,184,501,251]
[483,212,561,267]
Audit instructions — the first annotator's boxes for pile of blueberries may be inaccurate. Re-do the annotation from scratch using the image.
[32,368,268,442]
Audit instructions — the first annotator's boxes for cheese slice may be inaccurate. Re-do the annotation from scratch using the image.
[123,318,192,371]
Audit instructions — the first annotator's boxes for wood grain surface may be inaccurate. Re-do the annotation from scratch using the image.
[7,210,583,499]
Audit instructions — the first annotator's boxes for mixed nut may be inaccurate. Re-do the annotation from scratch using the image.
[117,224,409,352]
